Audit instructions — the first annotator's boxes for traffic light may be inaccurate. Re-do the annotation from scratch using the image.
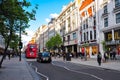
[19,42,23,49]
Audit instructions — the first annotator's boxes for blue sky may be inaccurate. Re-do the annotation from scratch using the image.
[22,0,74,45]
[28,0,74,31]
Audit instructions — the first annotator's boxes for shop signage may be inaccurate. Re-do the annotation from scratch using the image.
[105,30,120,41]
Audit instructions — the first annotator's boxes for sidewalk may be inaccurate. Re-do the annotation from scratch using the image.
[0,56,40,80]
[53,57,120,71]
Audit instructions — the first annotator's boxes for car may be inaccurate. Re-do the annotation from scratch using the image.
[37,52,52,63]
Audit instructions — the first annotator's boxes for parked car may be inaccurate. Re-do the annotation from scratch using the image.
[37,52,52,63]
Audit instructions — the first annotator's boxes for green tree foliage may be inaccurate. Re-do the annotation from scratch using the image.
[54,33,62,48]
[0,0,38,67]
[101,40,108,52]
[46,33,62,51]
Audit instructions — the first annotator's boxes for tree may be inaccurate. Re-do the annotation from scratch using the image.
[0,0,38,68]
[54,33,62,48]
[46,33,62,51]
[101,40,108,52]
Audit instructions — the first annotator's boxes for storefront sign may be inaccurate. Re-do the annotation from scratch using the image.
[105,30,120,41]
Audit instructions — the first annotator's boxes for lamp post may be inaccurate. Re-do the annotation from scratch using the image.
[19,26,22,61]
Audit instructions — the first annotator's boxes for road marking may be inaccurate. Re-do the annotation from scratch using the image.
[52,62,103,80]
[30,63,49,80]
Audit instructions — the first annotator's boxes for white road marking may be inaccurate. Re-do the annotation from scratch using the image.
[52,62,103,80]
[30,63,49,80]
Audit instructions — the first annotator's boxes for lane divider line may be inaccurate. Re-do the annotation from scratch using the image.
[52,62,103,80]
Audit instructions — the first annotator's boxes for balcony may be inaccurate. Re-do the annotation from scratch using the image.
[113,4,120,13]
[102,12,108,18]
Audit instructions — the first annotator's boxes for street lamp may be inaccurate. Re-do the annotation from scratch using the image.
[19,26,22,61]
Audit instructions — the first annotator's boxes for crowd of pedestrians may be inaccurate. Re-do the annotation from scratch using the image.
[0,50,19,60]
[50,47,119,67]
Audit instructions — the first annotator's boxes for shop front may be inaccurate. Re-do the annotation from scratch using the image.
[104,29,120,55]
[79,43,99,58]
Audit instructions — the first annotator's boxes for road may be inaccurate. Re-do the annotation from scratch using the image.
[27,59,120,80]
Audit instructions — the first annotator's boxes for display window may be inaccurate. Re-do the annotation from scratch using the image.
[86,47,90,55]
[92,46,98,55]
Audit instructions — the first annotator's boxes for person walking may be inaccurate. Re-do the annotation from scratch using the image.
[97,52,102,66]
[104,51,108,62]
[63,51,66,61]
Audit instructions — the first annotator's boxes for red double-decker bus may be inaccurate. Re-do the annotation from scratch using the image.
[25,43,37,58]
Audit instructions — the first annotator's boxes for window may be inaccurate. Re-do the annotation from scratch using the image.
[73,33,76,39]
[67,35,70,41]
[63,37,65,41]
[94,30,96,40]
[86,32,88,41]
[84,33,86,41]
[83,24,85,29]
[67,17,71,32]
[93,16,96,26]
[86,19,88,28]
[116,13,120,23]
[104,18,108,27]
[90,31,92,40]
[115,0,120,7]
[81,34,82,42]
[104,5,107,13]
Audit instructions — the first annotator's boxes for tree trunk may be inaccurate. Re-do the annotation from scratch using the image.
[0,33,11,68]
[0,47,7,68]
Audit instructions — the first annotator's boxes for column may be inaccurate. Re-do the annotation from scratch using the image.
[112,29,114,41]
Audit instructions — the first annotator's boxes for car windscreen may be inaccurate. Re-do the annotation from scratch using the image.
[42,52,50,57]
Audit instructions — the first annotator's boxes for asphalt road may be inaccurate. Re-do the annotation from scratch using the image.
[27,60,120,80]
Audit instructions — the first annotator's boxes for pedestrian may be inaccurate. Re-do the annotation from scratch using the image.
[97,52,102,66]
[113,50,116,60]
[104,51,108,62]
[63,51,66,61]
[7,50,11,60]
[84,50,87,61]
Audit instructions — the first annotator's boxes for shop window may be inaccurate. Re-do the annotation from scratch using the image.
[86,47,90,56]
[92,46,98,55]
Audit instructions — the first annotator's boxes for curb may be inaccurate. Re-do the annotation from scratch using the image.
[23,58,41,80]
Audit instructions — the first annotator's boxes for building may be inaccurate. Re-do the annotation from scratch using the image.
[48,18,56,39]
[78,0,99,58]
[0,35,5,54]
[56,1,79,56]
[33,0,120,58]
[98,0,120,55]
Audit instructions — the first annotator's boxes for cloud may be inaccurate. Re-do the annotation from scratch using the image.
[45,13,58,23]
[50,13,58,18]
[22,29,34,46]
[45,18,50,23]
[62,5,67,11]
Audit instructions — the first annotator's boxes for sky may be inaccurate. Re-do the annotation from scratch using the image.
[22,0,74,45]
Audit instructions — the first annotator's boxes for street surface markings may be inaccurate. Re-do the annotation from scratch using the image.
[52,61,103,80]
[29,63,49,80]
